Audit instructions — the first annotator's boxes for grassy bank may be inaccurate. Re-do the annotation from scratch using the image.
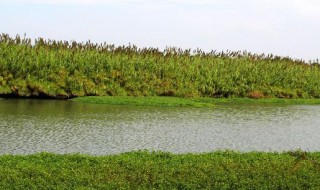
[72,96,320,107]
[0,151,319,189]
[72,96,214,107]
[1,34,320,99]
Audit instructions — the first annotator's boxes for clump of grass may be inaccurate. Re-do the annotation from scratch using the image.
[0,151,320,189]
[1,33,320,99]
[248,90,265,99]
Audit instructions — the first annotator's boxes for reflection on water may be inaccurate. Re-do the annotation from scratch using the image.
[0,99,320,155]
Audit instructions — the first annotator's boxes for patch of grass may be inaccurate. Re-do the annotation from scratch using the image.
[72,96,320,107]
[71,96,214,107]
[0,151,320,189]
[196,97,320,105]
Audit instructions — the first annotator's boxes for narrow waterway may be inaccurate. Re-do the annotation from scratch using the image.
[0,99,319,155]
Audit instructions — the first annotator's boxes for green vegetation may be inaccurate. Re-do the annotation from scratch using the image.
[0,151,319,189]
[1,33,320,99]
[72,96,214,107]
[73,96,320,107]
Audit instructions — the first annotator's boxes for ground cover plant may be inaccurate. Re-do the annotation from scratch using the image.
[73,96,320,106]
[0,151,319,189]
[72,96,214,107]
[1,33,320,99]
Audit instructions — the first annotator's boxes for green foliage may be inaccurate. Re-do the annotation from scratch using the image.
[1,33,320,99]
[0,151,320,189]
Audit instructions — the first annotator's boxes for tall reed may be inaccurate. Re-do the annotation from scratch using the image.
[0,33,319,98]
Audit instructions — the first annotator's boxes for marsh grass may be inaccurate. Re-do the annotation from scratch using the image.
[72,96,320,107]
[1,33,320,99]
[72,96,214,107]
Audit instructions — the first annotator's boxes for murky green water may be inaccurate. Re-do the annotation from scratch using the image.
[0,99,320,155]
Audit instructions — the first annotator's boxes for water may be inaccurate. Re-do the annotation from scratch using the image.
[0,99,320,155]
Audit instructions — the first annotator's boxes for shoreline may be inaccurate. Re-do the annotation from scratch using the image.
[2,96,320,107]
[71,96,320,107]
[2,34,320,100]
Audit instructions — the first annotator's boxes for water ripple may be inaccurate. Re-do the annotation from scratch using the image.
[0,100,320,154]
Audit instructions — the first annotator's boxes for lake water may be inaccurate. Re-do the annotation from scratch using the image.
[0,99,320,155]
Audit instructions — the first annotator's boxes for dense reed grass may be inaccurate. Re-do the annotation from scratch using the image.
[1,33,320,99]
[0,151,319,189]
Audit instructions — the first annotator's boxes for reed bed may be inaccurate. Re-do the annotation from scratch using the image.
[1,34,320,99]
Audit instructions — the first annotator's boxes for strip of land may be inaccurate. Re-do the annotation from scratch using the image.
[72,96,320,107]
[0,151,319,189]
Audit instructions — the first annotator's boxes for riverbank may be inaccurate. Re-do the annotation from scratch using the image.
[1,34,320,99]
[0,151,319,189]
[72,96,320,107]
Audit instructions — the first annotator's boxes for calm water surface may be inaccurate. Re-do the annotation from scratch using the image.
[0,99,320,155]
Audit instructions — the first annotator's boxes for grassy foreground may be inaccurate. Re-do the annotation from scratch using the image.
[0,151,320,189]
[72,96,320,107]
[1,34,320,99]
